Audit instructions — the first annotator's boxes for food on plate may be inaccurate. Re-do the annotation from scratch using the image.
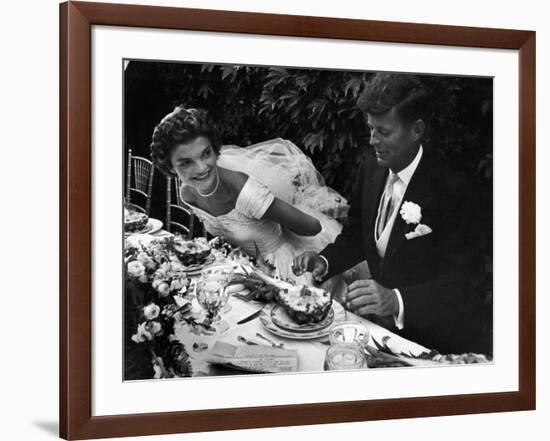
[277,285,332,325]
[124,208,149,233]
[230,274,279,303]
[230,266,332,325]
[172,238,212,266]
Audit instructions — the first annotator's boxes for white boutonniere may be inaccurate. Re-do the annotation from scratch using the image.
[400,201,433,240]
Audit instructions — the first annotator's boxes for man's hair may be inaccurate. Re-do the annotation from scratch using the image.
[357,73,431,124]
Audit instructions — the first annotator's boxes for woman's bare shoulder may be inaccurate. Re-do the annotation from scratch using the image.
[179,184,197,205]
[219,167,249,193]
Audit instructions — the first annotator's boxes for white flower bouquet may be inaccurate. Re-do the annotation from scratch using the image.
[125,238,192,298]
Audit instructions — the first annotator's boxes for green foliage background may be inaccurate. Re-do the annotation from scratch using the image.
[126,61,491,200]
[125,61,492,262]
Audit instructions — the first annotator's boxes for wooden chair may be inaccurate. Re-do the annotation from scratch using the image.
[166,175,206,238]
[125,149,155,214]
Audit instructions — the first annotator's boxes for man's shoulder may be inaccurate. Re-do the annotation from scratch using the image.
[428,154,474,196]
[357,153,379,179]
[356,149,475,195]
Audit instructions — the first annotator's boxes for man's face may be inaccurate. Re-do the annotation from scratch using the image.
[366,107,421,173]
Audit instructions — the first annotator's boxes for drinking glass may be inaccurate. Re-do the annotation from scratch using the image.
[324,343,367,371]
[196,271,230,333]
[201,265,235,313]
[324,321,370,371]
[329,321,370,347]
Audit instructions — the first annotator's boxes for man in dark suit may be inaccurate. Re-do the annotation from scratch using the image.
[293,73,490,355]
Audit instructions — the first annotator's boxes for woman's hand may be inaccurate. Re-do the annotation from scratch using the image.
[292,251,327,280]
[263,198,322,236]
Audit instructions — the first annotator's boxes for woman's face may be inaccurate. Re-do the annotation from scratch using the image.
[169,136,218,193]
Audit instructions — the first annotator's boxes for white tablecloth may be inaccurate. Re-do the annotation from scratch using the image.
[174,291,428,376]
[127,230,429,375]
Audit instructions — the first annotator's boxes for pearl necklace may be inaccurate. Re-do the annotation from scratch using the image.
[197,169,220,197]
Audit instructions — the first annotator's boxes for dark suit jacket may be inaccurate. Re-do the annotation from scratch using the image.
[321,150,490,354]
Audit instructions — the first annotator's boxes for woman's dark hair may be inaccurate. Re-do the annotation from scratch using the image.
[357,73,431,125]
[150,107,221,176]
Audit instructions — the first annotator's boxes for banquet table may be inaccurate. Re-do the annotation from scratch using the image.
[174,292,429,376]
[127,229,430,377]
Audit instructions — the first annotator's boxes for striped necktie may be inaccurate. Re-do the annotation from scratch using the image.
[377,172,400,239]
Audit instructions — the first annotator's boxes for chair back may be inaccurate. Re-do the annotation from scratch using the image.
[126,149,155,214]
[166,176,203,238]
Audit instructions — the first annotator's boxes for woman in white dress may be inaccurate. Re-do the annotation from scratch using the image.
[150,107,345,285]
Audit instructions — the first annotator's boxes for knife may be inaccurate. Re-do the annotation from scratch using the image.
[236,308,263,325]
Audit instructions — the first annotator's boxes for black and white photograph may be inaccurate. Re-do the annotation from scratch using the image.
[123,60,494,380]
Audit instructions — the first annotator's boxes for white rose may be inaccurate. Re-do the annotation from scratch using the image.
[132,322,153,343]
[137,252,157,271]
[400,201,422,224]
[154,268,167,278]
[127,260,146,278]
[152,278,162,290]
[170,259,184,271]
[136,252,150,263]
[146,320,163,337]
[170,279,183,292]
[157,282,170,297]
[143,303,160,320]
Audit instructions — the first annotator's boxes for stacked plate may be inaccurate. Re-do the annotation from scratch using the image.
[259,301,346,340]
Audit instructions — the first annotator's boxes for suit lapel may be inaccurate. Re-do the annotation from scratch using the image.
[362,164,387,276]
[382,153,435,265]
[364,164,387,237]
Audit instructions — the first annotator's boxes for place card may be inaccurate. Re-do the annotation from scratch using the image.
[206,341,298,373]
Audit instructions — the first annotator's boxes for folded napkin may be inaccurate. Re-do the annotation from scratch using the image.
[206,341,298,373]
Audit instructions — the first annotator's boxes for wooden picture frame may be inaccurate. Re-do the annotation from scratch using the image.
[60,1,536,439]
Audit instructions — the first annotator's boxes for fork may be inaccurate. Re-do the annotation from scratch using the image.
[255,332,284,348]
[233,292,262,303]
[237,335,260,346]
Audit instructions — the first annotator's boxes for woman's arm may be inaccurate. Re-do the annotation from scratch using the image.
[263,198,322,236]
[223,167,321,236]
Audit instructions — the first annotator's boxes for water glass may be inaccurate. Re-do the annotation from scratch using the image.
[324,343,367,371]
[201,265,235,313]
[196,272,230,332]
[329,321,370,347]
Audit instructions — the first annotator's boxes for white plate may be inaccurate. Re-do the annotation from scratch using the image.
[270,304,335,333]
[124,218,163,237]
[260,301,346,340]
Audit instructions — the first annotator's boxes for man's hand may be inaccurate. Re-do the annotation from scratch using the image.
[292,251,327,281]
[345,279,399,318]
